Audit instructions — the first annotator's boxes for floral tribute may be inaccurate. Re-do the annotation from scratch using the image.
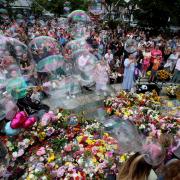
[166,85,180,99]
[104,91,179,138]
[1,110,120,179]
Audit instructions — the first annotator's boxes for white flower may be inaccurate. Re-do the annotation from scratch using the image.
[12,151,18,158]
[24,138,30,144]
[28,174,37,180]
[41,176,48,180]
[139,124,145,129]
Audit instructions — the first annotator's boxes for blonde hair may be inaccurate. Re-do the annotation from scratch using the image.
[118,153,152,180]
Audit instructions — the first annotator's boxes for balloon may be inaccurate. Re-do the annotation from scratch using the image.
[10,111,27,129]
[10,118,23,129]
[4,122,20,136]
[23,117,36,129]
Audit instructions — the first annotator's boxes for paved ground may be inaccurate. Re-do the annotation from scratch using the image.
[42,83,122,118]
[42,78,179,118]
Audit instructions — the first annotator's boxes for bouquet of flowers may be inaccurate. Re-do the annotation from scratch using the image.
[157,70,171,81]
[104,91,179,138]
[1,110,122,179]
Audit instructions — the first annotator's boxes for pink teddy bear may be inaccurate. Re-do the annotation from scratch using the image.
[40,111,57,126]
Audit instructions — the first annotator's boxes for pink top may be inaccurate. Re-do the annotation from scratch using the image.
[151,49,162,62]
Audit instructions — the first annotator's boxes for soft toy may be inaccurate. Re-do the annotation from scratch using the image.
[40,111,57,126]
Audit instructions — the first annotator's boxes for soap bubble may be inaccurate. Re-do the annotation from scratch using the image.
[72,50,97,87]
[142,140,166,166]
[6,75,28,100]
[68,10,90,24]
[65,38,91,54]
[70,24,88,39]
[89,2,103,15]
[113,120,143,153]
[36,54,65,76]
[0,92,18,120]
[0,35,29,66]
[124,39,137,54]
[28,36,60,62]
[42,75,81,109]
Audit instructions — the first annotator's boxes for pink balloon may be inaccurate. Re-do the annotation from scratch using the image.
[15,113,26,125]
[19,111,27,118]
[10,118,22,129]
[23,117,36,129]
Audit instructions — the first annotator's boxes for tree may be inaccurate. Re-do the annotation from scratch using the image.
[32,0,90,16]
[134,0,180,29]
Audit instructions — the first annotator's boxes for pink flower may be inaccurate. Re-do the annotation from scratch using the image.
[57,167,65,177]
[106,151,113,158]
[64,144,72,152]
[36,147,46,156]
[17,149,24,157]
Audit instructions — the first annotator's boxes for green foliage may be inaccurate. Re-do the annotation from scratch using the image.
[51,138,68,151]
[135,0,180,28]
[32,0,90,16]
[69,0,90,11]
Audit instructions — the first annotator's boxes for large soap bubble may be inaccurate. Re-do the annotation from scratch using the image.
[36,54,65,76]
[6,65,28,100]
[72,50,98,87]
[0,35,29,66]
[142,140,166,166]
[124,39,138,54]
[0,92,18,120]
[113,120,143,153]
[28,36,60,62]
[68,10,90,24]
[65,38,91,54]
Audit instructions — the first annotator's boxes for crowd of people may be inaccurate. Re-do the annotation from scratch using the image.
[0,12,179,180]
[1,17,180,95]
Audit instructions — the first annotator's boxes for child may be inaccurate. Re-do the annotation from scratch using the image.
[94,58,110,96]
[149,56,160,82]
[142,57,150,77]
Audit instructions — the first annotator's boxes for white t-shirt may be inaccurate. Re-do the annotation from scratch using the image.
[175,58,180,71]
[168,53,178,61]
[104,53,113,64]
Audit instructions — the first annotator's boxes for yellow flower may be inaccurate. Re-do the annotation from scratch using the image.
[120,154,127,162]
[97,152,104,159]
[39,132,46,140]
[77,136,83,143]
[48,153,55,163]
[55,165,59,169]
[92,156,97,163]
[104,133,109,137]
[99,146,106,153]
[26,174,35,180]
[115,111,121,116]
[86,139,94,145]
[65,162,72,166]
